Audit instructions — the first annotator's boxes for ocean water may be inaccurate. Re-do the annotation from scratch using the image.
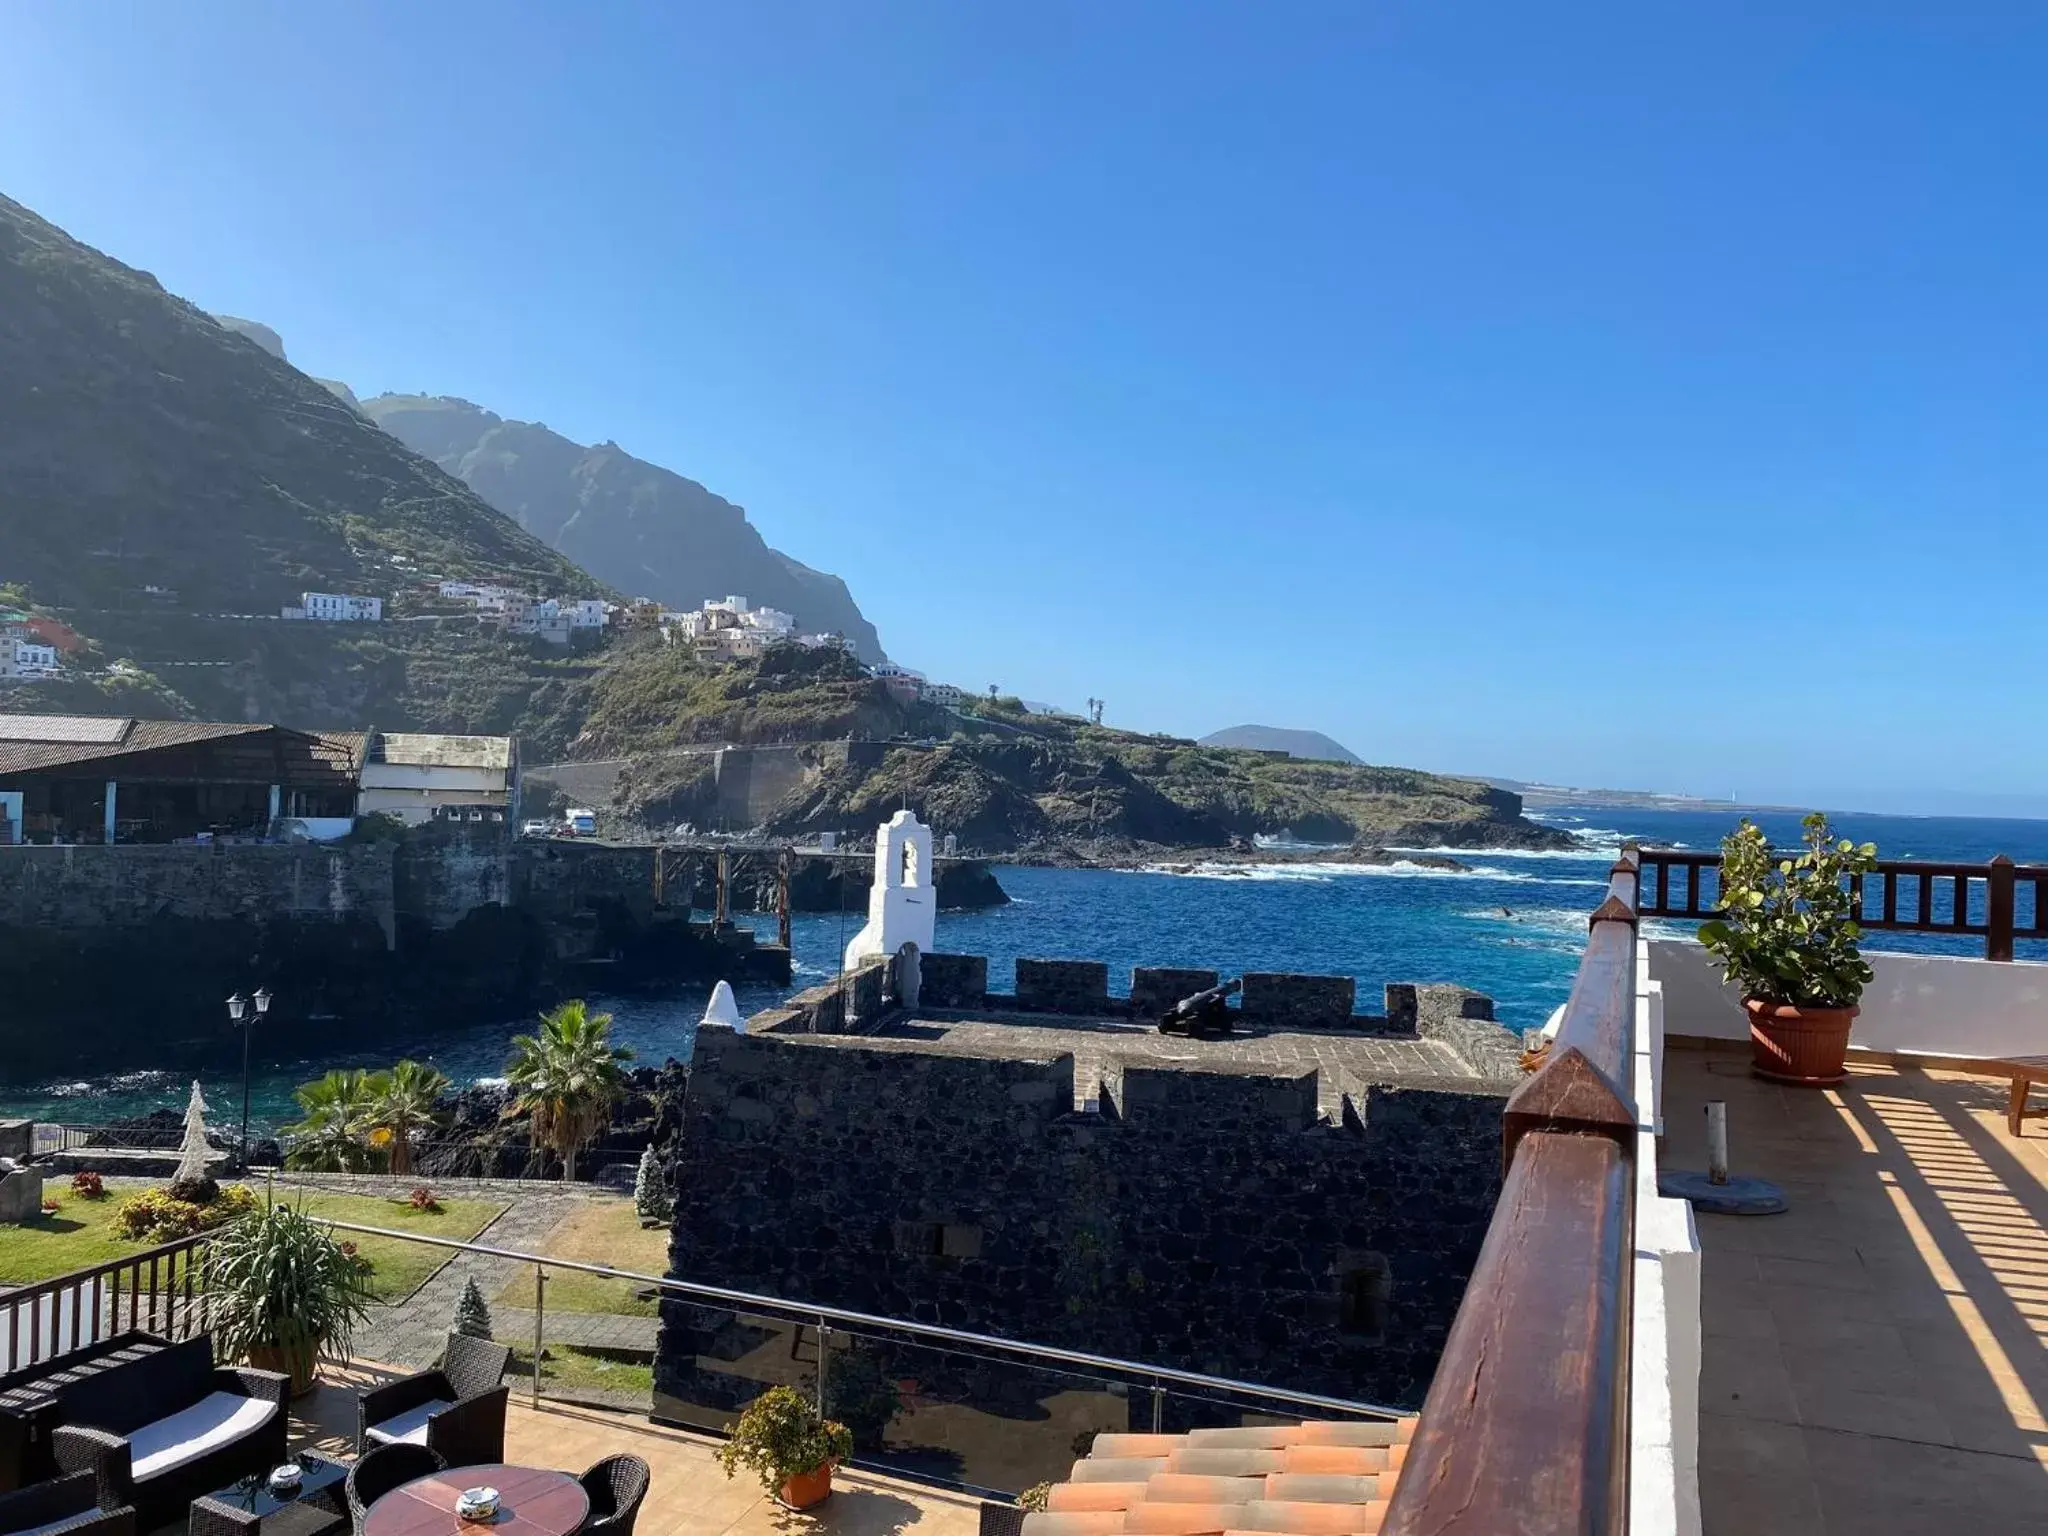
[5,804,2044,1134]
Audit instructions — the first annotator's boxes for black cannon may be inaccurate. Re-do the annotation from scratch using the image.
[1158,977,1242,1039]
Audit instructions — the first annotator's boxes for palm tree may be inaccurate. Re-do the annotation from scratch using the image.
[504,1001,634,1182]
[373,1060,450,1177]
[284,1069,386,1172]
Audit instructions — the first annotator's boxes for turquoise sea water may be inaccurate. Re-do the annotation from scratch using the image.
[5,804,2045,1133]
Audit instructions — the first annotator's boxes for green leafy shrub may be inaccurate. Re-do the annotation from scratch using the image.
[114,1182,258,1243]
[1699,813,1879,1009]
[715,1385,853,1492]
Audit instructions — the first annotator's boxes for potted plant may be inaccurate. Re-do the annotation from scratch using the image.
[715,1384,854,1511]
[206,1201,375,1396]
[1699,813,1878,1086]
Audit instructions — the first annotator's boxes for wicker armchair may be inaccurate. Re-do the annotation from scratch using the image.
[0,1473,136,1536]
[575,1455,649,1536]
[355,1335,510,1469]
[48,1338,288,1533]
[344,1445,445,1536]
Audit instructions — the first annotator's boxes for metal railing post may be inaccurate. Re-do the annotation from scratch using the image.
[816,1317,830,1417]
[532,1264,546,1409]
[1151,1383,1165,1433]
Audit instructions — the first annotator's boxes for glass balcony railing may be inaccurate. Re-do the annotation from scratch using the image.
[319,1218,1400,1496]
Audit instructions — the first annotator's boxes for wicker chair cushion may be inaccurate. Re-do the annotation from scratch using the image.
[363,1400,455,1448]
[127,1393,280,1482]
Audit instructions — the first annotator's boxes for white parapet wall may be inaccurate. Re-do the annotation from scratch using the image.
[1651,936,2048,1059]
[1632,945,1704,1536]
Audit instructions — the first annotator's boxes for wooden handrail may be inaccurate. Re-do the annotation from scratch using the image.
[1381,848,1641,1536]
[1379,1132,1633,1535]
[1637,846,2048,960]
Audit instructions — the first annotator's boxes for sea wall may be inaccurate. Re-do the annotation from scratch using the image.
[0,834,787,1072]
[0,843,397,940]
[655,1026,1511,1416]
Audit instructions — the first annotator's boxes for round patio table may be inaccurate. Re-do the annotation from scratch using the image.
[362,1465,589,1536]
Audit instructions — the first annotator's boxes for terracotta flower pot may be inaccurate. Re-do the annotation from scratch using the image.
[248,1340,320,1398]
[1746,999,1857,1087]
[777,1465,834,1511]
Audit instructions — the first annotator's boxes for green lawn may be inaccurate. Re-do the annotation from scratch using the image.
[0,1180,505,1303]
[491,1200,668,1316]
[0,1180,155,1282]
[292,1190,508,1302]
[509,1343,654,1401]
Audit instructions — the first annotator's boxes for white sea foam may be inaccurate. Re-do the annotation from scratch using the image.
[1142,860,1606,887]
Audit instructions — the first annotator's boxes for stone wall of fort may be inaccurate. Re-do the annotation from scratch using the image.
[654,1013,1513,1420]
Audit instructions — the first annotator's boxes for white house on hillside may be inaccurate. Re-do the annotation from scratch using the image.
[295,592,383,622]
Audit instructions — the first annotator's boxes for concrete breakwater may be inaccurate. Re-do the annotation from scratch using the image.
[0,829,790,1073]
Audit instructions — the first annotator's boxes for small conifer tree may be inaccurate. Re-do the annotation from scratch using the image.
[452,1275,493,1340]
[633,1145,671,1227]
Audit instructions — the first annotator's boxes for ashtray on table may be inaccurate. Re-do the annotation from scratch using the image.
[456,1488,501,1523]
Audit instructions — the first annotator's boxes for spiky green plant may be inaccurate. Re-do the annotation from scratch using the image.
[205,1202,374,1388]
[504,1001,633,1182]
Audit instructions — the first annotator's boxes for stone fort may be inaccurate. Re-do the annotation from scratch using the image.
[650,876,1525,1449]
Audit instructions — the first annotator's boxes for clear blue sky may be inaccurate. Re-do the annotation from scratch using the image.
[4,4,2045,814]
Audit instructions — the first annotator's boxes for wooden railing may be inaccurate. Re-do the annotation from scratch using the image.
[0,1234,212,1374]
[1382,850,1641,1536]
[1638,847,2048,961]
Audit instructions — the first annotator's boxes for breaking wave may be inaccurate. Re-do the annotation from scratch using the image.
[1143,860,1607,887]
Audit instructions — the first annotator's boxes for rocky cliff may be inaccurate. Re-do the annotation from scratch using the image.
[361,394,884,661]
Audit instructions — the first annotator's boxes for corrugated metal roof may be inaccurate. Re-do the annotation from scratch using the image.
[369,733,514,770]
[0,717,370,782]
[0,714,135,744]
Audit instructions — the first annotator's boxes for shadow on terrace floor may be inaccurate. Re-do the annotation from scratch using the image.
[1664,1046,2048,1536]
[285,1362,980,1536]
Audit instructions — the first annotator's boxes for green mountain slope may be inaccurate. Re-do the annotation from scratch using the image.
[0,195,592,615]
[0,191,620,735]
[360,394,885,661]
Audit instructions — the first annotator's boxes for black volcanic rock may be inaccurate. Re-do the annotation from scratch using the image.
[361,395,884,661]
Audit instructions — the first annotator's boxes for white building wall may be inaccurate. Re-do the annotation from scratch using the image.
[1650,938,2048,1059]
[299,592,383,621]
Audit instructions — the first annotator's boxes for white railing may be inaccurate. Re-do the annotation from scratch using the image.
[1631,943,1704,1536]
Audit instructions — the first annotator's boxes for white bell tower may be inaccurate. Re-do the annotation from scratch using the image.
[842,810,936,970]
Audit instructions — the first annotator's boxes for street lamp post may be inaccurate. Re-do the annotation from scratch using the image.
[226,988,273,1169]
